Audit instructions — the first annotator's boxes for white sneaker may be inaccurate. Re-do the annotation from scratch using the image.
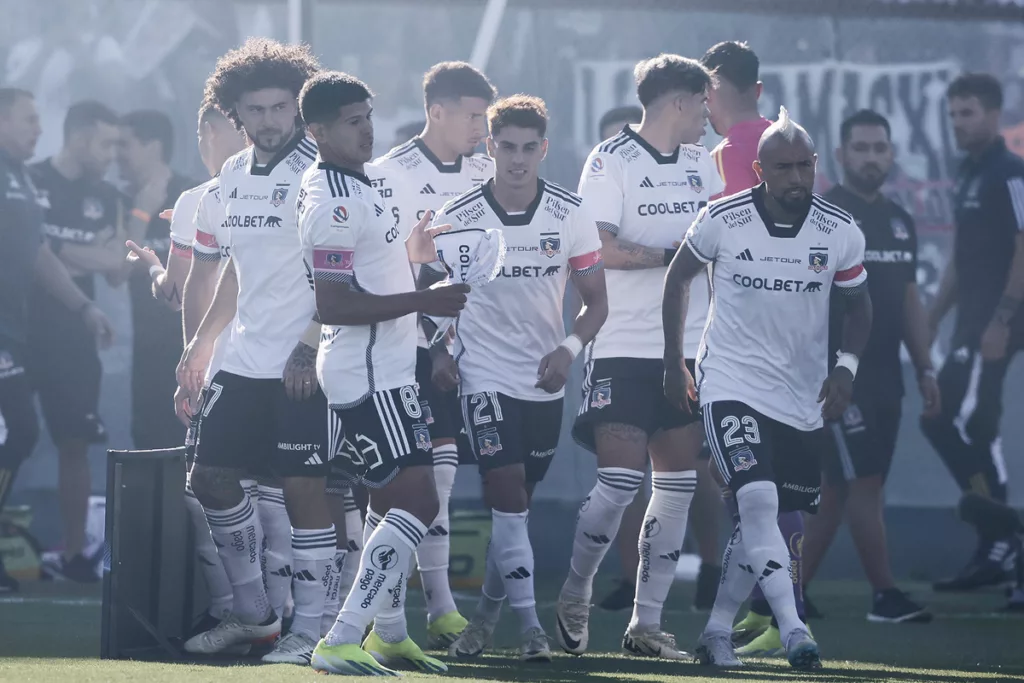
[784,628,822,670]
[520,626,552,662]
[695,630,742,667]
[449,615,496,658]
[261,631,318,665]
[183,614,281,654]
[622,628,689,660]
[555,595,590,656]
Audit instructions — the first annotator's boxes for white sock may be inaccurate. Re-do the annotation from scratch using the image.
[337,492,364,600]
[321,548,347,637]
[630,470,697,633]
[705,524,757,634]
[563,467,644,602]
[326,508,426,646]
[185,481,233,619]
[476,538,505,623]
[256,485,292,618]
[289,526,336,639]
[241,479,258,500]
[419,447,458,622]
[363,508,410,644]
[736,481,804,642]
[204,494,272,624]
[491,510,539,634]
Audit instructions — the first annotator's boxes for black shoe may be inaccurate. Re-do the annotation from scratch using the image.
[189,611,224,639]
[692,563,721,611]
[42,553,100,583]
[933,539,1015,592]
[803,589,823,619]
[0,559,18,593]
[868,589,932,623]
[598,578,635,612]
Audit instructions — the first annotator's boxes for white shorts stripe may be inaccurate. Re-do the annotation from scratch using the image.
[385,391,411,454]
[373,393,401,458]
[830,422,857,482]
[703,404,731,485]
[953,352,983,446]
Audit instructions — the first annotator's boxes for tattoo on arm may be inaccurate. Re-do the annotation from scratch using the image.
[594,422,649,449]
[289,342,317,371]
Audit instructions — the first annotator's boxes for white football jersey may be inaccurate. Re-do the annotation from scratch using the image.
[189,179,235,384]
[169,177,215,257]
[433,179,603,401]
[197,134,318,379]
[371,138,494,348]
[298,161,417,408]
[578,125,723,360]
[684,186,867,431]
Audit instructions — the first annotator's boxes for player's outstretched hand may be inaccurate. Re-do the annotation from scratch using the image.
[431,348,460,392]
[918,371,941,418]
[82,304,114,350]
[818,366,854,420]
[416,282,470,317]
[535,347,574,394]
[663,357,697,413]
[173,384,193,427]
[282,341,318,401]
[178,337,215,396]
[159,209,174,222]
[405,210,453,264]
[125,239,162,271]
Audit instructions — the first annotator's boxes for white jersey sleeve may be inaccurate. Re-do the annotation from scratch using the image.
[567,200,603,274]
[832,222,867,290]
[577,148,625,234]
[683,205,720,264]
[303,196,362,284]
[191,183,226,263]
[168,180,211,258]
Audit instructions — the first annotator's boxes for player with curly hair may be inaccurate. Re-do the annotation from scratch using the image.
[177,38,336,665]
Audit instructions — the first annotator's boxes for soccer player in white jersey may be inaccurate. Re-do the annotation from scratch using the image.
[368,61,496,648]
[556,54,721,660]
[174,39,335,665]
[432,95,608,662]
[294,71,470,677]
[662,108,872,670]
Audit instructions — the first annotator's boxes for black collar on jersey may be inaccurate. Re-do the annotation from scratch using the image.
[751,183,811,239]
[827,182,890,211]
[414,137,463,174]
[248,130,307,176]
[622,125,679,165]
[481,177,543,226]
[961,135,1007,174]
[318,160,371,187]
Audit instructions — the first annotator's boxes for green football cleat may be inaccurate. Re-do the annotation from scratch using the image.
[427,610,469,650]
[731,610,771,646]
[362,630,449,673]
[310,640,400,676]
[735,625,784,657]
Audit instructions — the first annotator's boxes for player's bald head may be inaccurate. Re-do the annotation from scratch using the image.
[757,106,814,161]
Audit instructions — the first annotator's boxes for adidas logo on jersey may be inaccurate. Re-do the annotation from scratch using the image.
[639,176,655,188]
[420,184,436,194]
[229,188,237,199]
[735,249,754,261]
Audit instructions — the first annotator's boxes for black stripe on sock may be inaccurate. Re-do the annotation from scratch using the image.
[382,513,425,546]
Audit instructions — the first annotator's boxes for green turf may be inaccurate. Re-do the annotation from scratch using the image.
[1,579,1023,682]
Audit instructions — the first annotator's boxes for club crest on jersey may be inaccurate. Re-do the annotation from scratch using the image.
[590,384,611,409]
[687,173,704,193]
[332,206,349,224]
[729,446,757,472]
[540,237,561,258]
[478,432,503,457]
[890,216,910,240]
[82,197,104,221]
[271,185,289,207]
[413,426,432,451]
[590,157,604,173]
[808,248,829,273]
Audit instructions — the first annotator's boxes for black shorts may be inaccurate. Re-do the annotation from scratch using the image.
[573,357,699,453]
[703,400,829,513]
[415,347,475,465]
[461,391,563,484]
[327,384,434,489]
[27,327,105,445]
[823,384,902,484]
[0,345,40,469]
[193,371,330,478]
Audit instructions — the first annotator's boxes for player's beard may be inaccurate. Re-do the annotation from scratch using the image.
[251,124,296,155]
[846,164,887,195]
[773,189,812,215]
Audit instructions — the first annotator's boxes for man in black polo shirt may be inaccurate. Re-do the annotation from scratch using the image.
[29,100,123,582]
[0,88,113,592]
[801,110,938,623]
[117,110,198,450]
[924,73,1024,591]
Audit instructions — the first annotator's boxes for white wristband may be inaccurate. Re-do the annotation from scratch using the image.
[835,351,859,379]
[149,264,163,280]
[300,320,322,348]
[558,333,584,359]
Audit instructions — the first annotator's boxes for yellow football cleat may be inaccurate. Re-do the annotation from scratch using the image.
[310,640,400,676]
[731,610,771,646]
[427,610,469,650]
[362,630,449,674]
[736,624,813,658]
